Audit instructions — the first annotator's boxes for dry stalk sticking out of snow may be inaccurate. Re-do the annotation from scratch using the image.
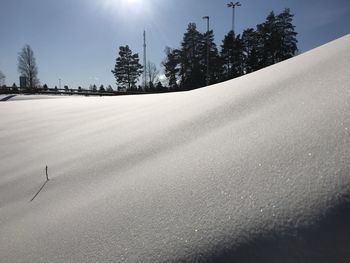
[30,166,49,202]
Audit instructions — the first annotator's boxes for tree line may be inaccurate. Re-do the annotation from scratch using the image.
[1,8,297,94]
[163,8,298,91]
[1,44,116,93]
[112,8,298,92]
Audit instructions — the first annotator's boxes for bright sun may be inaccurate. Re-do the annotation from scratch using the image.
[101,0,151,16]
[122,0,147,13]
[122,0,144,6]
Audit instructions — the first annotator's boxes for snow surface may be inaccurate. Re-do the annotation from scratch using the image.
[0,94,77,101]
[0,35,350,262]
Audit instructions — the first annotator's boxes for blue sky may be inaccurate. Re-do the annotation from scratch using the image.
[0,0,349,88]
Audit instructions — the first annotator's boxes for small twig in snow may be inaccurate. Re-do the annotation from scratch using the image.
[46,165,49,181]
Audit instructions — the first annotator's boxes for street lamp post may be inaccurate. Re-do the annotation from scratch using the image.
[143,30,147,91]
[227,2,241,79]
[202,16,210,86]
[227,2,241,34]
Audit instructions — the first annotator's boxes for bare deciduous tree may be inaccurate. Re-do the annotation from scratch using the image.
[147,61,160,86]
[17,44,39,88]
[0,71,5,86]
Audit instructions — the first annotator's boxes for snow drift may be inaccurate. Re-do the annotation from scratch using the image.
[0,35,350,262]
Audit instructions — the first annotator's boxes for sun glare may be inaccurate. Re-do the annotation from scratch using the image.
[126,0,141,3]
[101,0,150,16]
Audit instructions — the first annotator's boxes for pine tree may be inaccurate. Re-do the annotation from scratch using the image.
[256,11,279,67]
[201,30,222,85]
[179,23,206,89]
[163,47,180,91]
[275,8,298,62]
[163,25,221,90]
[242,28,259,73]
[256,9,298,67]
[106,85,113,92]
[220,31,245,80]
[155,81,166,92]
[112,45,143,91]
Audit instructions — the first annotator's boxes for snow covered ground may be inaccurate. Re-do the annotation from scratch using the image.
[0,35,349,262]
[0,94,77,101]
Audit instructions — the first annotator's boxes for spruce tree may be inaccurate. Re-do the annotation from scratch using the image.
[112,45,143,91]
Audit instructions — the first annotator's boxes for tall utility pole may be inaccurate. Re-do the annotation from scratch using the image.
[143,30,147,91]
[227,2,241,34]
[202,16,210,86]
[59,78,61,90]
